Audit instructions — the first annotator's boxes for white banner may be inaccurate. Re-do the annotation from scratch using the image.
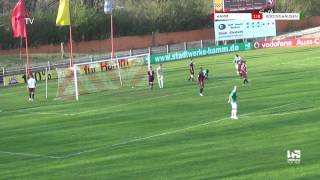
[263,13,300,20]
[214,13,300,21]
[215,13,251,20]
[214,19,276,41]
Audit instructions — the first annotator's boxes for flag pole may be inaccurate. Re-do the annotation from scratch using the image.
[25,29,30,77]
[110,8,122,86]
[69,25,74,67]
[111,13,115,60]
[19,37,23,71]
[19,37,22,62]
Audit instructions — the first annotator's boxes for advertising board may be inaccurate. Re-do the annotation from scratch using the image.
[214,19,276,41]
[254,38,320,49]
[149,42,253,64]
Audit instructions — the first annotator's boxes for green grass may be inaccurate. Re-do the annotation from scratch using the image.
[0,46,319,179]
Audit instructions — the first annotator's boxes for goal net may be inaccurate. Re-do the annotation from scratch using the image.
[56,54,150,100]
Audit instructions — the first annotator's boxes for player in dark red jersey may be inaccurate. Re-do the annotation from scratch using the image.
[148,66,155,89]
[238,60,249,84]
[188,59,195,81]
[198,67,205,96]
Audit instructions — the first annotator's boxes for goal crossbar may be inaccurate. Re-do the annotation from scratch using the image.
[74,53,150,66]
[72,53,150,101]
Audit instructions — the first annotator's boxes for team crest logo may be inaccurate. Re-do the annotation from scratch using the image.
[218,24,226,30]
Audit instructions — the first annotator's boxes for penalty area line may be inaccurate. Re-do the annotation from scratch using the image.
[0,150,62,159]
[16,109,77,116]
[254,106,319,117]
[36,112,76,116]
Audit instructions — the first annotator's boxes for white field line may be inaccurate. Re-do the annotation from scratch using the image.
[280,62,320,66]
[255,107,319,117]
[0,150,62,159]
[2,124,50,133]
[36,112,76,116]
[0,102,303,160]
[16,108,77,116]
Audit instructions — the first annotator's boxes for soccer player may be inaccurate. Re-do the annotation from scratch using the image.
[228,86,238,119]
[239,60,249,84]
[188,59,195,81]
[148,66,155,89]
[198,67,205,96]
[27,74,37,101]
[234,54,241,75]
[157,63,164,88]
[203,68,209,80]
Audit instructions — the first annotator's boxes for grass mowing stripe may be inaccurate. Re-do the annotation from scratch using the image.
[0,102,294,160]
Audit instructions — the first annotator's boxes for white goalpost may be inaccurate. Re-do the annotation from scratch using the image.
[56,53,150,100]
[45,67,48,99]
[73,64,79,101]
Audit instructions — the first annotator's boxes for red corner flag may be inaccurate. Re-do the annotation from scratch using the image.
[11,0,27,38]
[11,0,31,78]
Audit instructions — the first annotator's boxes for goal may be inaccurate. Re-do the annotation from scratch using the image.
[56,54,150,100]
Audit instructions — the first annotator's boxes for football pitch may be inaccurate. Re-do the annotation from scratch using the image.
[0,47,319,179]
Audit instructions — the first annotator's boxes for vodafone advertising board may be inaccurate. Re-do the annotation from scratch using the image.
[254,38,320,49]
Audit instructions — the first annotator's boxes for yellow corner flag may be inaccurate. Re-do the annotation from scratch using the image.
[56,0,71,26]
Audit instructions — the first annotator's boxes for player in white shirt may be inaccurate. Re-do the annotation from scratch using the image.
[157,63,164,88]
[27,75,37,101]
[234,54,241,75]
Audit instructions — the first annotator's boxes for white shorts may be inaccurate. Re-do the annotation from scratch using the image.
[231,102,237,109]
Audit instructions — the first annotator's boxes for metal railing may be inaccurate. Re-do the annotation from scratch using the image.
[0,39,211,78]
[274,26,320,40]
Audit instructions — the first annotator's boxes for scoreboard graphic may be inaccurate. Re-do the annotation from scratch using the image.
[213,0,275,13]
